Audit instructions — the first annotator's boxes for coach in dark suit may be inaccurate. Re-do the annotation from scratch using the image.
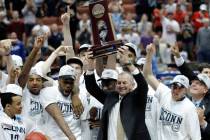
[171,45,210,140]
[84,48,150,140]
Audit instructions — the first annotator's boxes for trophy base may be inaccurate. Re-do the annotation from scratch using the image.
[91,40,123,58]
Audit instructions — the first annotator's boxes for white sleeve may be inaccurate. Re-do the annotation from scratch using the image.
[185,106,201,140]
[155,83,171,103]
[173,21,180,33]
[174,56,185,67]
[39,87,58,109]
[161,17,168,27]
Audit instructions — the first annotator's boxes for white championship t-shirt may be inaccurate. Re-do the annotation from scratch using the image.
[145,85,158,140]
[39,86,87,140]
[0,112,34,140]
[21,88,44,132]
[155,83,201,140]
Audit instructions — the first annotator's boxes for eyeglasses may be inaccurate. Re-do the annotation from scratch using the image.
[171,83,185,90]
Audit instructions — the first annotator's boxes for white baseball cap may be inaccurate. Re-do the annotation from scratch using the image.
[11,55,23,67]
[35,61,51,73]
[5,84,22,96]
[58,65,76,80]
[171,75,189,88]
[98,69,118,81]
[124,42,137,56]
[200,4,207,11]
[78,44,92,53]
[66,57,83,67]
[136,58,146,66]
[29,66,49,80]
[197,73,210,89]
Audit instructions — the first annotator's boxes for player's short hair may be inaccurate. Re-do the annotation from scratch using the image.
[198,63,210,73]
[0,93,19,109]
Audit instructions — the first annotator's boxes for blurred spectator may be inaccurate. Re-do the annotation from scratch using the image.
[159,40,172,64]
[22,0,37,37]
[76,13,91,45]
[48,23,63,49]
[121,12,137,32]
[140,30,154,49]
[137,14,152,36]
[161,11,180,46]
[32,18,51,54]
[147,0,157,20]
[165,0,176,13]
[7,11,25,41]
[176,40,189,62]
[44,0,59,16]
[196,18,210,63]
[110,1,123,34]
[173,3,186,24]
[180,15,194,61]
[4,0,25,18]
[25,28,36,55]
[34,0,44,17]
[0,0,6,12]
[178,0,188,12]
[192,4,209,33]
[116,26,128,43]
[152,8,162,35]
[9,32,26,61]
[191,0,203,12]
[135,0,149,20]
[0,11,8,40]
[117,21,140,58]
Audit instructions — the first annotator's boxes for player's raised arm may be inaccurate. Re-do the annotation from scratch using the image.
[18,35,45,88]
[61,8,75,60]
[143,43,160,91]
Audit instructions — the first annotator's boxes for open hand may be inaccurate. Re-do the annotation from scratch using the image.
[85,50,94,70]
[117,46,130,65]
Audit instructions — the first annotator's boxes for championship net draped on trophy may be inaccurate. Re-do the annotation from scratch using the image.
[89,0,123,58]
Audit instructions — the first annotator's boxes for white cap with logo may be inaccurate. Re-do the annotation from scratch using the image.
[4,84,22,96]
[58,65,76,80]
[197,73,210,89]
[11,55,23,67]
[171,75,189,88]
[98,69,118,81]
[124,42,137,56]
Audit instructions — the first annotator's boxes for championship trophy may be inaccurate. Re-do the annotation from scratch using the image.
[89,0,123,58]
